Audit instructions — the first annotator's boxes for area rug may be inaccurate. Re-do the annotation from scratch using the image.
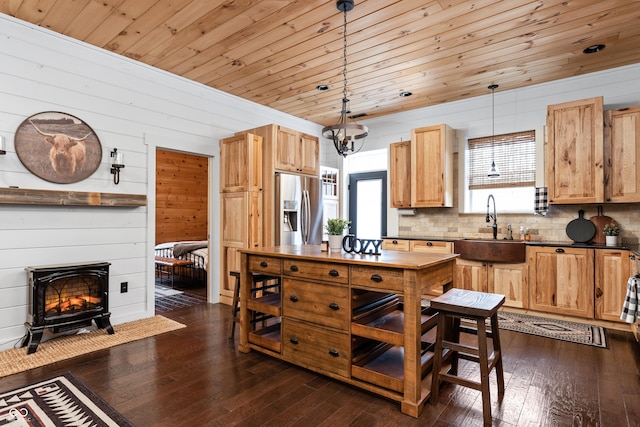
[155,292,207,313]
[498,311,608,349]
[0,315,186,378]
[155,284,184,297]
[0,372,133,426]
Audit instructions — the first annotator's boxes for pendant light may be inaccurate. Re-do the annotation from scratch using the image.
[487,84,500,178]
[322,0,368,158]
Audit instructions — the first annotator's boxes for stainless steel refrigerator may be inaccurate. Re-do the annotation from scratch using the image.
[275,172,323,246]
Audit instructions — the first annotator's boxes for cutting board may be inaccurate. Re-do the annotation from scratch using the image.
[589,206,616,245]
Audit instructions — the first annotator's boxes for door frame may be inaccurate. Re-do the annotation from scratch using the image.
[348,171,388,239]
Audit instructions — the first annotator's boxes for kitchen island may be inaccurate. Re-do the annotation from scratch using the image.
[238,245,458,417]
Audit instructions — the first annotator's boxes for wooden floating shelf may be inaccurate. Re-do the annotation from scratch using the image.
[0,187,147,207]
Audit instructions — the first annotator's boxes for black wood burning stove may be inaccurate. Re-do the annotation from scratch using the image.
[23,261,114,354]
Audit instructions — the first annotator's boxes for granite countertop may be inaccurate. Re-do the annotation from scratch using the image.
[383,236,640,255]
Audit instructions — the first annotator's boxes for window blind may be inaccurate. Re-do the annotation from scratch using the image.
[468,130,536,190]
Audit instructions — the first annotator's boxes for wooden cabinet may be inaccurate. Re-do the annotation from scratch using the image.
[489,262,529,309]
[455,259,528,308]
[389,141,411,208]
[220,133,263,305]
[546,97,604,204]
[528,246,594,318]
[220,133,262,193]
[595,249,631,322]
[274,126,319,175]
[389,125,454,208]
[604,106,640,203]
[411,124,454,207]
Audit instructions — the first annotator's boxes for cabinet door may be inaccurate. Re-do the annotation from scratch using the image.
[389,141,411,208]
[489,263,528,309]
[528,246,594,318]
[220,133,262,192]
[604,106,640,203]
[455,259,488,292]
[299,133,319,175]
[595,249,630,322]
[274,126,299,172]
[546,97,604,204]
[411,124,453,207]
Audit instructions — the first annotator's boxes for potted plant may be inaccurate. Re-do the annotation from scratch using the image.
[325,218,351,250]
[603,223,620,246]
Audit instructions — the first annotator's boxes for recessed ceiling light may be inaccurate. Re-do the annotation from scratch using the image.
[399,91,412,97]
[583,44,605,54]
[316,84,329,91]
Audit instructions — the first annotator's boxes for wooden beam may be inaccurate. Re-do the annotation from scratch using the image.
[0,187,147,207]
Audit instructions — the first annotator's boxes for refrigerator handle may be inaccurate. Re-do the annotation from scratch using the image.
[301,190,310,244]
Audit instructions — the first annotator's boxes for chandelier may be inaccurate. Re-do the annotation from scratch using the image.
[322,0,368,158]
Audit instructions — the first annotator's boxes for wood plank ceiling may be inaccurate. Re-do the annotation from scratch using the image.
[2,0,639,126]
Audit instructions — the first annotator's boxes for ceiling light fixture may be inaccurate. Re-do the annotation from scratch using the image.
[487,84,500,178]
[322,0,368,158]
[399,91,412,97]
[583,44,605,54]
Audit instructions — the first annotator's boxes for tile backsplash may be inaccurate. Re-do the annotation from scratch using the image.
[398,204,639,245]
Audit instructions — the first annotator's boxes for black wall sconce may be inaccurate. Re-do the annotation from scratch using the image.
[110,148,124,184]
[0,136,6,155]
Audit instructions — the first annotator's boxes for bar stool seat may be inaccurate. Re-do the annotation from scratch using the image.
[430,288,505,426]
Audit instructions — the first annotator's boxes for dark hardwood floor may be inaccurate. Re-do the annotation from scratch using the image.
[1,303,638,426]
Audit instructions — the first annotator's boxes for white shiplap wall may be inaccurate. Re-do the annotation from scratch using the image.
[0,14,323,351]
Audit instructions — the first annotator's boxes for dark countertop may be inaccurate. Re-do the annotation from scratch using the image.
[383,236,640,255]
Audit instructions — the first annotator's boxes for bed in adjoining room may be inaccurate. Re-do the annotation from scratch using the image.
[154,240,208,285]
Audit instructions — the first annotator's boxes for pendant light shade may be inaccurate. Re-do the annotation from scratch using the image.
[322,0,368,158]
[487,84,500,178]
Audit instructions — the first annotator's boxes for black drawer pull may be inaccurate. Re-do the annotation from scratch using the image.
[427,241,433,246]
[329,302,340,311]
[392,240,398,244]
[289,265,299,272]
[289,337,298,345]
[260,261,267,267]
[328,269,339,277]
[289,295,299,302]
[370,274,383,282]
[555,248,565,253]
[328,349,339,357]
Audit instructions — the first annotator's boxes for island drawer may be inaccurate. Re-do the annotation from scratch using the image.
[283,259,349,284]
[351,266,404,292]
[282,319,349,378]
[248,255,282,275]
[282,278,349,330]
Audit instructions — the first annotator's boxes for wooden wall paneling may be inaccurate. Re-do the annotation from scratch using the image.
[155,149,209,244]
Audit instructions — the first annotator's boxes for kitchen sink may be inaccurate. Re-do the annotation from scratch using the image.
[454,239,526,263]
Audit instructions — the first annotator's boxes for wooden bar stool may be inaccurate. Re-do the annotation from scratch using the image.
[430,288,505,426]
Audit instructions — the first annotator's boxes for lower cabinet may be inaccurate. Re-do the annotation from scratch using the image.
[528,246,594,318]
[455,259,528,308]
[595,249,631,321]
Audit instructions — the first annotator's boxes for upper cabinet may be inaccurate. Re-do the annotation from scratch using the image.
[220,133,263,193]
[389,141,411,208]
[389,124,454,208]
[274,126,319,176]
[604,106,640,203]
[411,125,454,207]
[546,96,604,204]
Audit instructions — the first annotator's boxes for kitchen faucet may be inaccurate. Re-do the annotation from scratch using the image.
[486,194,498,239]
